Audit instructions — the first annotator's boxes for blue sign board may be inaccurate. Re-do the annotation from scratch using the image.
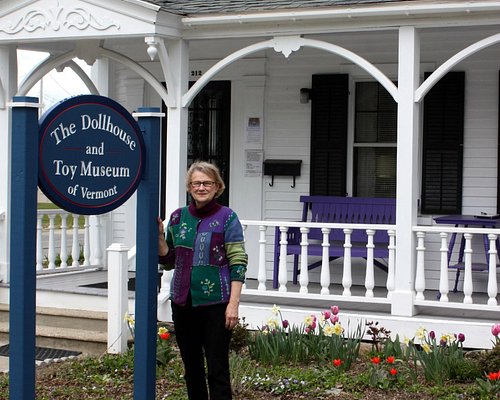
[38,95,145,215]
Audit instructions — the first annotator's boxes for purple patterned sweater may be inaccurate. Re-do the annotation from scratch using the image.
[159,199,247,307]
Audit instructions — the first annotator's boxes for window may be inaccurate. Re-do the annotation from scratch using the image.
[353,82,397,198]
[310,73,464,209]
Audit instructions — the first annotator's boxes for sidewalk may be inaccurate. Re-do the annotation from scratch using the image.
[0,355,7,373]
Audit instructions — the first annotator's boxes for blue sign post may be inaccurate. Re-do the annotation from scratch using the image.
[9,94,161,398]
[9,96,40,400]
[133,107,163,399]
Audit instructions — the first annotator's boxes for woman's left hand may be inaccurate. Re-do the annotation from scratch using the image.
[225,301,239,330]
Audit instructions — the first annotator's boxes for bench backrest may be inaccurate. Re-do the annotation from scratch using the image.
[300,196,396,243]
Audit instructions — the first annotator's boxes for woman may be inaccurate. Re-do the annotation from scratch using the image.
[158,161,247,400]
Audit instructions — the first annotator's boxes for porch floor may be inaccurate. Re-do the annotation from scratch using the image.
[30,269,497,321]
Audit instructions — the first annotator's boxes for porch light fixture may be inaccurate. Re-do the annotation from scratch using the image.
[300,88,311,103]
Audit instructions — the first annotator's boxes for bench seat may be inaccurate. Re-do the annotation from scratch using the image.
[273,196,396,288]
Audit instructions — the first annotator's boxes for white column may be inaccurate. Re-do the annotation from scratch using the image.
[91,58,108,96]
[392,26,420,316]
[0,45,17,283]
[107,243,129,354]
[165,39,189,212]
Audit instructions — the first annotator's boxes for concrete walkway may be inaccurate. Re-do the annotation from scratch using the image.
[0,355,7,373]
[0,340,7,372]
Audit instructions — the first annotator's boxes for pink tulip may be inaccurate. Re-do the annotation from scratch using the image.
[491,323,500,337]
[282,319,289,329]
[330,315,339,324]
[323,310,331,319]
[331,305,339,315]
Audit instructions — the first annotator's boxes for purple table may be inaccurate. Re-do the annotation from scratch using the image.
[433,214,500,292]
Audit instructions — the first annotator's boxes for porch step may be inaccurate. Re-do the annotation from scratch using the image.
[0,304,108,355]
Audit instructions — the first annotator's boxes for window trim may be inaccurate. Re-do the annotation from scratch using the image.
[349,78,398,198]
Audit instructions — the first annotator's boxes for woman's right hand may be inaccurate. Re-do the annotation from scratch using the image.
[157,217,169,256]
[157,216,165,236]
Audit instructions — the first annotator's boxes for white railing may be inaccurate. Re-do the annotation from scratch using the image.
[36,209,103,274]
[241,220,396,305]
[413,225,499,308]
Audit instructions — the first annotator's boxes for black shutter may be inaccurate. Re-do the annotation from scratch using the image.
[310,74,349,195]
[421,71,465,214]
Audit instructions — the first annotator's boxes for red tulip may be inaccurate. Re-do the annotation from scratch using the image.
[332,358,342,367]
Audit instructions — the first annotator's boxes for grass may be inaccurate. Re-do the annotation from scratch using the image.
[38,202,85,229]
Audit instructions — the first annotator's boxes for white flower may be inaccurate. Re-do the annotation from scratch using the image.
[271,304,281,315]
[415,326,427,341]
[267,317,279,330]
[323,324,335,337]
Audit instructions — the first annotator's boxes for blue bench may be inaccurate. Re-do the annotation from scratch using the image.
[273,196,396,288]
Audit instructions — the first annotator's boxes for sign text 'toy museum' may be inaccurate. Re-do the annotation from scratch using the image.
[38,95,145,215]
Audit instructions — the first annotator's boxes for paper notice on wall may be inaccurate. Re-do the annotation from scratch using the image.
[245,150,263,177]
[246,117,262,144]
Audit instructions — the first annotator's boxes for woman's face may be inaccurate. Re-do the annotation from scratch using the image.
[188,170,219,208]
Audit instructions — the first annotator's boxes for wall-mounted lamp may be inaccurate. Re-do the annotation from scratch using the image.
[300,88,312,104]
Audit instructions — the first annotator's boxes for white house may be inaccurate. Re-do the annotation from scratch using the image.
[0,0,499,350]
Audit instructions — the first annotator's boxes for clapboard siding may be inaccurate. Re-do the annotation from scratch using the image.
[257,27,500,290]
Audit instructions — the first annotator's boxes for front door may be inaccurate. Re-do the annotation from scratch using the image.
[188,80,231,206]
[160,81,231,216]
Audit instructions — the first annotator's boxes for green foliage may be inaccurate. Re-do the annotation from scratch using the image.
[478,342,500,374]
[126,315,176,367]
[476,374,500,399]
[230,317,250,353]
[248,305,363,370]
[405,328,470,385]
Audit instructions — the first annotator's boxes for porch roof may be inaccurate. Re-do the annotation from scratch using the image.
[149,0,417,16]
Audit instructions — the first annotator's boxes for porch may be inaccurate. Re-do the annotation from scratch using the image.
[2,210,498,351]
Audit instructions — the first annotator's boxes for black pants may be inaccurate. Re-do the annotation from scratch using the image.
[171,298,232,400]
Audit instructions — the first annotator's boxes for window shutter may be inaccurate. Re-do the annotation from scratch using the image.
[421,71,464,214]
[310,74,349,195]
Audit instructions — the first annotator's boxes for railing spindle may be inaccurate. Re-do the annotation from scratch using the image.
[278,226,289,292]
[320,227,330,295]
[463,233,473,304]
[71,214,80,268]
[59,213,68,269]
[299,227,309,294]
[342,229,352,296]
[93,215,103,266]
[47,214,56,270]
[439,232,449,302]
[414,231,426,300]
[365,229,375,297]
[83,215,90,266]
[36,214,43,271]
[257,225,267,291]
[386,229,396,299]
[487,233,498,306]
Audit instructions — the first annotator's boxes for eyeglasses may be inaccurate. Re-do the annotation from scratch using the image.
[190,181,216,188]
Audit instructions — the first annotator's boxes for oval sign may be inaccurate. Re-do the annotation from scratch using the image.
[38,95,145,215]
